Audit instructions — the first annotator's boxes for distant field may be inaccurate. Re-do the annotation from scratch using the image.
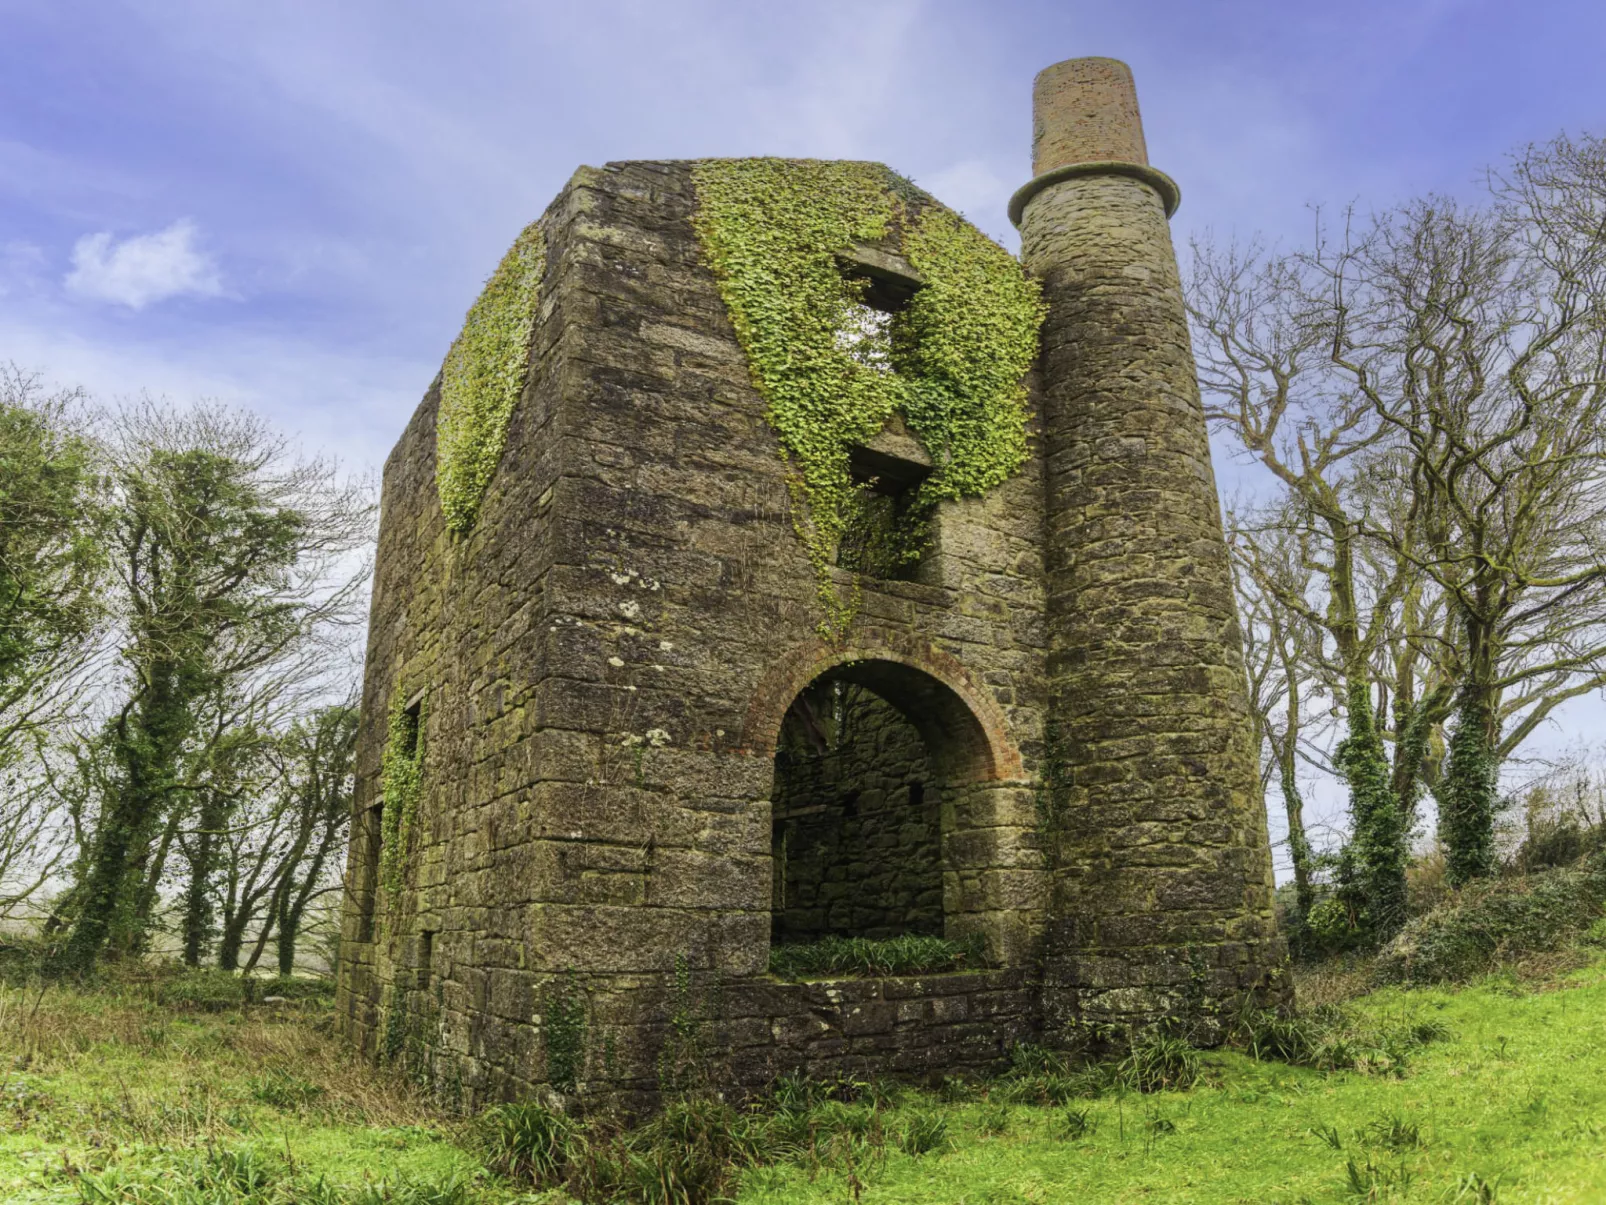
[2,954,1604,1203]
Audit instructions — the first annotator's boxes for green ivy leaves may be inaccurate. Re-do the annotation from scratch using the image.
[379,691,425,898]
[690,160,1043,636]
[436,222,546,534]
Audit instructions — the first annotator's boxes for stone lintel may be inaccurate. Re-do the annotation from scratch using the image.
[835,242,923,308]
[849,413,932,492]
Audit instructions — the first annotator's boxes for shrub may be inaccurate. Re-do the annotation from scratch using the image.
[1300,895,1366,957]
[155,969,250,1012]
[1376,851,1606,985]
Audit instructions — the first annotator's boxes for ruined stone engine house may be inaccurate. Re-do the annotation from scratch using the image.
[336,58,1289,1106]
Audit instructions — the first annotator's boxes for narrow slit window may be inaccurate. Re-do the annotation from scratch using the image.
[357,803,383,943]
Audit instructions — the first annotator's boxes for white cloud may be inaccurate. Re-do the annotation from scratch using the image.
[65,219,223,309]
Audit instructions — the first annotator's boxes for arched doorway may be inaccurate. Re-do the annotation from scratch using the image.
[757,652,1042,964]
[771,676,943,943]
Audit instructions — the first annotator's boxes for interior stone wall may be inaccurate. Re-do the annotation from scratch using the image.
[771,683,943,943]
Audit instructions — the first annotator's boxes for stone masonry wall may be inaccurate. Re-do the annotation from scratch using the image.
[338,159,1053,1107]
[772,684,942,943]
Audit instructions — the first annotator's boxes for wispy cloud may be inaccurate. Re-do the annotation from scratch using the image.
[65,219,223,309]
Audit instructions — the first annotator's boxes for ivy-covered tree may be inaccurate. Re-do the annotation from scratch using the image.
[56,403,371,970]
[0,367,104,918]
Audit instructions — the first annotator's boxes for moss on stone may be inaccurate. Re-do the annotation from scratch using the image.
[690,160,1043,637]
[379,691,425,898]
[436,222,546,533]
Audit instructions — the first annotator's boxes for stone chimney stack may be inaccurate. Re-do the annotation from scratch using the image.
[1013,58,1288,1036]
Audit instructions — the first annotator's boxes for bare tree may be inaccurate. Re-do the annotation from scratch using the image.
[1313,141,1606,883]
[1190,247,1434,935]
[0,368,105,916]
[1192,131,1606,895]
[1230,520,1327,919]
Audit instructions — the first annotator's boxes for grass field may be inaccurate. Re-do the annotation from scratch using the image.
[2,953,1604,1203]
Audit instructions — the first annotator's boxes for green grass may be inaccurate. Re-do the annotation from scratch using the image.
[0,971,500,1204]
[737,957,1606,1204]
[4,949,1606,1203]
[767,934,986,979]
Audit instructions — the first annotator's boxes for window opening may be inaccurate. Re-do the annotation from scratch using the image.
[357,803,383,943]
[418,929,436,992]
[399,697,422,757]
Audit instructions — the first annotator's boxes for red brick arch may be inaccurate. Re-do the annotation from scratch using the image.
[740,628,1023,782]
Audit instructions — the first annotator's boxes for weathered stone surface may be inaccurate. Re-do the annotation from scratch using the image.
[335,56,1288,1111]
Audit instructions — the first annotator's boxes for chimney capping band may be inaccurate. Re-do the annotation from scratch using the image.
[1008,160,1181,228]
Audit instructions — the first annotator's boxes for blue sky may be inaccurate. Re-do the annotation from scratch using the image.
[6,0,1603,472]
[4,0,1604,863]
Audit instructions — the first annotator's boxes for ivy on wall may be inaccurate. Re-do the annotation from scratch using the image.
[435,222,547,533]
[690,159,1044,636]
[379,691,426,898]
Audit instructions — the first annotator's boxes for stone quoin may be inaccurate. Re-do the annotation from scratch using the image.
[336,56,1288,1109]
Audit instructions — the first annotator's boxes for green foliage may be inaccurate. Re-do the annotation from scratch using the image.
[16,953,1606,1204]
[655,953,714,1096]
[478,1101,582,1188]
[1233,1004,1451,1076]
[540,971,587,1093]
[0,374,103,723]
[435,222,546,533]
[1301,892,1367,957]
[1376,850,1606,985]
[767,933,986,980]
[691,159,1043,635]
[71,1146,476,1204]
[1334,680,1410,942]
[379,692,426,898]
[154,968,253,1012]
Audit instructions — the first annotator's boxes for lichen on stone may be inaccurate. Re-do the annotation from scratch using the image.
[436,222,546,533]
[689,159,1044,637]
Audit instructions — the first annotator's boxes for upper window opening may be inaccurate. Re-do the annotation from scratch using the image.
[399,696,423,759]
[834,243,923,375]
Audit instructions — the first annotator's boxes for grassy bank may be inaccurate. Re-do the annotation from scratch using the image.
[0,969,494,1203]
[3,944,1605,1202]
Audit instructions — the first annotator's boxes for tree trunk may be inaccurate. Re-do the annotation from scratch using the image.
[1326,521,1409,940]
[59,674,187,971]
[217,900,256,971]
[180,790,228,966]
[1278,754,1315,919]
[1441,684,1499,885]
[1337,678,1409,939]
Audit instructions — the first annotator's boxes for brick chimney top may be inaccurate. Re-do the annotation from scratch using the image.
[1031,57,1148,177]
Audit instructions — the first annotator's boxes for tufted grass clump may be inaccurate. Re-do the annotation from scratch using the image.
[1233,1003,1452,1077]
[435,221,546,533]
[691,159,1043,635]
[1118,1031,1201,1093]
[767,933,986,980]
